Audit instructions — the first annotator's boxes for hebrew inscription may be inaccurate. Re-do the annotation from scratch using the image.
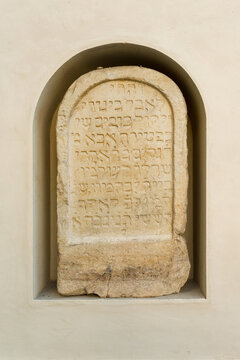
[68,80,173,244]
[57,66,190,297]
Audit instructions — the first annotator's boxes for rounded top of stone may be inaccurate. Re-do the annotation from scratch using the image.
[58,66,187,120]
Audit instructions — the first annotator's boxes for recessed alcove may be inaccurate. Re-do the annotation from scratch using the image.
[33,43,206,301]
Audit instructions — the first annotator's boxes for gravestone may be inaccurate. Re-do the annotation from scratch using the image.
[56,66,190,297]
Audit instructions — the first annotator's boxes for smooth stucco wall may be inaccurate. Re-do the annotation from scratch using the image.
[1,1,240,359]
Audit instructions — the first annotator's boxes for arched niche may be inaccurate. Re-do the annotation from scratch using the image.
[33,43,206,300]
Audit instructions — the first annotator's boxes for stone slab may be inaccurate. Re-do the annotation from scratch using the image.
[56,66,190,297]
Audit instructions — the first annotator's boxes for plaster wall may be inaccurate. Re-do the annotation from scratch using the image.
[0,1,240,359]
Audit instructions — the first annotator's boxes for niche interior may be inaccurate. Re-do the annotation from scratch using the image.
[33,43,206,301]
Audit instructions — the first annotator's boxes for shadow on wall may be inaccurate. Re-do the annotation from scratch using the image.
[33,43,206,299]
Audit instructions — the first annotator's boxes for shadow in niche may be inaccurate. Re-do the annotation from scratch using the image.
[33,43,206,300]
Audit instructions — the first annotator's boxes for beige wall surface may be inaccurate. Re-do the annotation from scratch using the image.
[0,0,240,359]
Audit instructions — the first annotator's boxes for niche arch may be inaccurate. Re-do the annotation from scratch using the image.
[33,43,206,299]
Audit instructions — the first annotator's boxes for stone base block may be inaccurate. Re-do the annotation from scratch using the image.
[58,236,190,298]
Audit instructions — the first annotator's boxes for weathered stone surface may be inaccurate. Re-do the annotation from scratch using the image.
[56,66,190,297]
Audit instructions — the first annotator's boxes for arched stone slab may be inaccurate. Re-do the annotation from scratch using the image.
[56,66,190,297]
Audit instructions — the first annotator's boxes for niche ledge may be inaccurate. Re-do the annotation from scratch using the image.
[35,280,206,303]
